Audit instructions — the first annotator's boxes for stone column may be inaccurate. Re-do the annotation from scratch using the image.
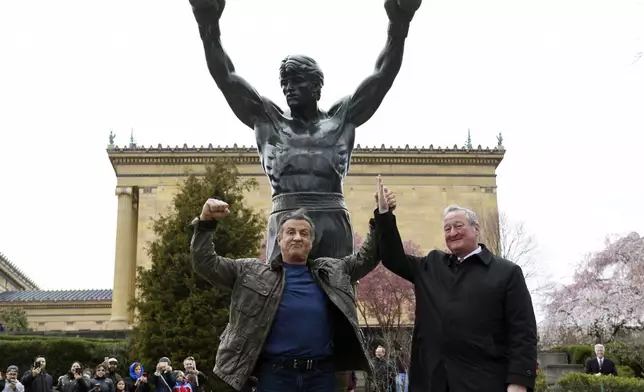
[108,186,136,330]
[131,186,157,324]
[128,188,139,324]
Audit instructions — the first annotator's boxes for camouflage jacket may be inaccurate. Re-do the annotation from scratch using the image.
[190,217,381,391]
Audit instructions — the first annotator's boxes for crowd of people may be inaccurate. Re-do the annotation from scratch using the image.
[0,351,411,392]
[0,356,210,392]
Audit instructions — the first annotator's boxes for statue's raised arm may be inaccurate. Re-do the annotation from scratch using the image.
[190,0,267,129]
[335,0,422,127]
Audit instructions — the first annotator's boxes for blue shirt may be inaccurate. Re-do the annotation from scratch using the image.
[263,263,333,358]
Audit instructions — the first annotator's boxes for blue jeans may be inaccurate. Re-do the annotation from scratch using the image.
[396,373,408,392]
[256,360,335,392]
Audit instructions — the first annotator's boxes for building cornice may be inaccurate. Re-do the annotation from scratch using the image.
[0,253,40,290]
[107,144,505,173]
[0,302,111,309]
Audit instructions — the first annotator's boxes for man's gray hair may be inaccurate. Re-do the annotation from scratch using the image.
[594,344,605,352]
[443,204,479,225]
[277,208,316,242]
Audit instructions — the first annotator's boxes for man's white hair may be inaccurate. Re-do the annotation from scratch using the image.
[594,344,605,352]
[443,204,479,225]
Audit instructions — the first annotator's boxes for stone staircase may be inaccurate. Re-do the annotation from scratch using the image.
[538,351,585,391]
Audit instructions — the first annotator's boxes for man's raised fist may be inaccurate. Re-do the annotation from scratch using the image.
[375,176,392,214]
[200,198,230,221]
[373,182,397,212]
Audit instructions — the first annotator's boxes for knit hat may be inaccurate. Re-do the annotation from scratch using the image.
[6,365,18,373]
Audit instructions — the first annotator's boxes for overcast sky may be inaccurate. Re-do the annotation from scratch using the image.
[0,0,642,299]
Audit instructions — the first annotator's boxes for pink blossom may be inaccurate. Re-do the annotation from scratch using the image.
[540,232,644,344]
[354,232,421,329]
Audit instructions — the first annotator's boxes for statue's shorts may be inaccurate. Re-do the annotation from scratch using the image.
[265,192,354,262]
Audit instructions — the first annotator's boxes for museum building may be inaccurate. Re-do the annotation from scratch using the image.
[0,142,504,331]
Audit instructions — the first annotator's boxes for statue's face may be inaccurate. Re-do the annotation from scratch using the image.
[281,73,318,109]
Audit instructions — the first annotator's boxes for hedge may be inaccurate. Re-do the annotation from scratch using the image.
[0,336,130,380]
[617,365,636,378]
[535,371,548,392]
[557,373,644,392]
[551,344,594,365]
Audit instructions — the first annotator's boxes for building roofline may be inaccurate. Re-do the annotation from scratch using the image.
[106,143,506,173]
[107,143,505,154]
[0,289,112,303]
[0,253,40,290]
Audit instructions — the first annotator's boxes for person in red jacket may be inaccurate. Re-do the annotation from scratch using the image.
[170,373,191,392]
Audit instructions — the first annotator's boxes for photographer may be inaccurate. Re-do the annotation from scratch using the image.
[125,362,148,392]
[2,366,25,392]
[20,356,52,392]
[89,364,114,392]
[153,358,175,392]
[181,358,205,392]
[56,362,88,392]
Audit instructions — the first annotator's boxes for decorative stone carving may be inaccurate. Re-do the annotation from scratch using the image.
[115,187,133,197]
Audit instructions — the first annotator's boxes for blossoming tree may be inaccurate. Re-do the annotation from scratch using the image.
[540,232,644,345]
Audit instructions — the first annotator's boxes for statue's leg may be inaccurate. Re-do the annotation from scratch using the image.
[265,193,355,262]
[307,208,354,260]
[265,206,355,261]
[265,213,282,263]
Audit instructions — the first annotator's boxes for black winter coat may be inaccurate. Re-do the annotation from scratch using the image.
[375,211,538,392]
[21,370,53,392]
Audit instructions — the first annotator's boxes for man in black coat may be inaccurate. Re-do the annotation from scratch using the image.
[585,344,618,376]
[21,356,53,392]
[375,204,538,392]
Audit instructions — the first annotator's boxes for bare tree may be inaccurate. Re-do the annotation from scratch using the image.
[479,211,538,280]
[355,232,419,392]
[361,327,413,392]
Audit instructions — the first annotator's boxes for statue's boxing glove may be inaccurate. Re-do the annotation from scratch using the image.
[398,0,422,13]
[385,0,418,24]
[190,0,225,20]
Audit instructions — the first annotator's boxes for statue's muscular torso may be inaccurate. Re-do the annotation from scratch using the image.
[255,98,355,197]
